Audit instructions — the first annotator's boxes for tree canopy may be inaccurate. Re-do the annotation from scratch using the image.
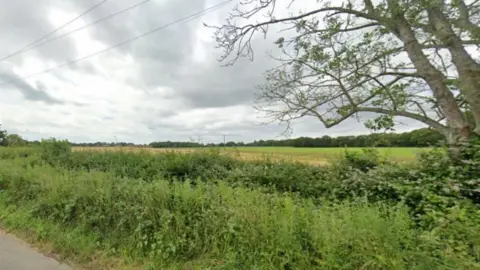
[4,134,26,147]
[212,0,480,144]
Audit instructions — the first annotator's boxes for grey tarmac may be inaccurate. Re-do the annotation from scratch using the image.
[0,229,72,270]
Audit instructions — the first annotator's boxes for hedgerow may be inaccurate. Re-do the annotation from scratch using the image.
[0,141,479,268]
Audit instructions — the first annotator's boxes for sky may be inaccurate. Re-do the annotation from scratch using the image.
[0,0,426,144]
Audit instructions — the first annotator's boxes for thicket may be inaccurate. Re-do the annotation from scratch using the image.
[0,139,479,269]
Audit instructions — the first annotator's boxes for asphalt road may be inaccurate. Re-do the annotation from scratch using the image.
[0,229,72,270]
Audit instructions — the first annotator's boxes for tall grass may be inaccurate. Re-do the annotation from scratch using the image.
[0,158,462,269]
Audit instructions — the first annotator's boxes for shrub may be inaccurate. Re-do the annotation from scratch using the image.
[39,138,71,165]
[340,148,385,172]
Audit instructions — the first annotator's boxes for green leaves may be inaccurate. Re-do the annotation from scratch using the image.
[4,134,26,147]
[274,37,285,48]
[365,115,396,132]
[336,105,354,117]
[295,19,307,32]
[39,138,72,165]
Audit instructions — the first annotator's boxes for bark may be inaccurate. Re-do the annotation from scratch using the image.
[427,6,480,135]
[456,0,480,39]
[386,3,471,144]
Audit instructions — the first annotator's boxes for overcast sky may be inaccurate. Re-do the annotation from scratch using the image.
[0,0,425,144]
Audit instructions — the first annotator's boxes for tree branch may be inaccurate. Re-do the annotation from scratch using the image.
[357,107,447,132]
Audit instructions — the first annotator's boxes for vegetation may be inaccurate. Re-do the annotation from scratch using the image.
[78,128,441,148]
[0,124,7,146]
[212,0,480,145]
[233,128,443,148]
[0,126,27,147]
[149,128,442,148]
[0,139,479,269]
[4,134,27,147]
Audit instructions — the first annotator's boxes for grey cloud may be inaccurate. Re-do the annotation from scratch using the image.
[69,0,208,86]
[0,1,80,65]
[67,0,273,109]
[0,0,274,109]
[171,40,281,108]
[0,70,64,104]
[173,60,269,108]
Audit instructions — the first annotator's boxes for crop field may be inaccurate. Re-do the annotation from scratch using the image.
[0,141,478,269]
[223,147,424,163]
[73,146,427,165]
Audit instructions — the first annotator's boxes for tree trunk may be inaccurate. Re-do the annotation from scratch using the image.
[427,6,480,135]
[388,13,471,145]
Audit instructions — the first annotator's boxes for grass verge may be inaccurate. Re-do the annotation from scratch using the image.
[0,196,149,270]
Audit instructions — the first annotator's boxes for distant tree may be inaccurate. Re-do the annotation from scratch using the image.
[0,125,7,146]
[5,134,26,147]
[213,0,480,146]
[149,141,203,148]
[225,141,237,147]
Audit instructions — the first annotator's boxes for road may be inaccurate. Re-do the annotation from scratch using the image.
[0,229,72,270]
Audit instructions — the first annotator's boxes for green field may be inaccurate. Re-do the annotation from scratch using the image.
[220,147,427,164]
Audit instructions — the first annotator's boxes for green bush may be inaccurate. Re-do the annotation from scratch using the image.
[39,138,71,165]
[340,148,385,172]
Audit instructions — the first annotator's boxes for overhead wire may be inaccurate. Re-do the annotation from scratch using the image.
[0,0,109,62]
[0,0,233,87]
[0,0,153,63]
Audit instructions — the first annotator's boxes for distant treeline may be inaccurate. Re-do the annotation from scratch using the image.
[17,128,441,148]
[246,128,443,148]
[147,128,443,148]
[70,142,139,147]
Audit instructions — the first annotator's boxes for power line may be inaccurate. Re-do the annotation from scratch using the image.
[0,0,152,63]
[0,0,232,87]
[0,0,109,63]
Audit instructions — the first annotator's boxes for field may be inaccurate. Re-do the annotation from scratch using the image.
[73,146,426,165]
[223,147,423,163]
[0,142,479,269]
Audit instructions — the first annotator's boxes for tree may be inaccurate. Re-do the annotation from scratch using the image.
[5,134,26,147]
[212,0,480,145]
[0,125,7,146]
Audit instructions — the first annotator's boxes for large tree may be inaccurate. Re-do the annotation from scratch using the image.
[212,0,480,144]
[5,134,26,147]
